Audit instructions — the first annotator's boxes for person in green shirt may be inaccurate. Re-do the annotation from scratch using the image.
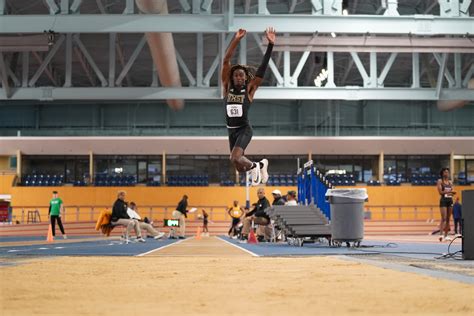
[49,191,67,239]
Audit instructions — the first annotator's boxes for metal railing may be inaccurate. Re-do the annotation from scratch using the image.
[10,204,445,224]
[364,205,442,221]
[12,205,231,224]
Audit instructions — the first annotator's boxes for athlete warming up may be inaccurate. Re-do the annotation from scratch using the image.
[221,27,276,185]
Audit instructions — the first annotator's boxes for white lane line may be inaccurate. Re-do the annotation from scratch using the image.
[136,237,194,257]
[54,247,65,249]
[216,236,260,257]
[38,247,49,250]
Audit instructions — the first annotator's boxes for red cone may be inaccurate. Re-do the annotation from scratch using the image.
[248,229,258,244]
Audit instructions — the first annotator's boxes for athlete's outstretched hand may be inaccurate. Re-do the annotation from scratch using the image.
[235,29,247,40]
[265,27,276,44]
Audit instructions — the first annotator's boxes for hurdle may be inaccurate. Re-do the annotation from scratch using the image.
[297,160,332,220]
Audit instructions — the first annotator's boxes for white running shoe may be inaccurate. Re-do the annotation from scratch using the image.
[154,232,165,240]
[260,159,269,184]
[137,237,146,243]
[444,236,453,242]
[249,165,261,186]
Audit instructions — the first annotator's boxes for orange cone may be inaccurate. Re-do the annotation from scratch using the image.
[248,229,258,244]
[195,226,202,240]
[46,224,54,242]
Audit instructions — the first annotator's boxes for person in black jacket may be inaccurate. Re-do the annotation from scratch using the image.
[171,195,189,239]
[271,189,286,206]
[241,188,270,241]
[111,191,145,243]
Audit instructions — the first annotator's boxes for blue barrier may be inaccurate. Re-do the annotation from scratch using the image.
[297,160,332,220]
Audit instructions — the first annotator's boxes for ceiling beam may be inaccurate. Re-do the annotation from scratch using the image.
[0,14,472,35]
[0,87,472,101]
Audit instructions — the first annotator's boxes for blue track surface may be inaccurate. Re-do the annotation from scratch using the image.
[219,236,463,260]
[0,238,179,257]
[0,236,98,242]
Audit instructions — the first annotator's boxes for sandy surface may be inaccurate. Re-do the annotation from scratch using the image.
[1,237,473,316]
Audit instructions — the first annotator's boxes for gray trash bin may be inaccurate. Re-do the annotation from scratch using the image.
[325,189,368,243]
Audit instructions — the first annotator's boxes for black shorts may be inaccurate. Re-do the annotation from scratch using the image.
[227,125,253,152]
[231,217,240,226]
[439,198,453,208]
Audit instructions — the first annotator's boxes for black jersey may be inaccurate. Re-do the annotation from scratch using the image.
[225,85,251,128]
[440,180,453,199]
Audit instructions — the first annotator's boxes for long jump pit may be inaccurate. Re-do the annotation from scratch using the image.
[0,235,473,315]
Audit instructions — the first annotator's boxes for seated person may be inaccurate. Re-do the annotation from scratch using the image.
[227,200,244,238]
[128,202,165,240]
[285,190,298,206]
[241,188,271,242]
[111,191,145,243]
[271,189,286,206]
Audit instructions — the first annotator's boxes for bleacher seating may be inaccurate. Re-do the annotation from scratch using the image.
[147,180,161,186]
[22,174,64,186]
[241,174,297,186]
[409,174,438,186]
[325,173,356,186]
[94,174,137,187]
[367,180,381,186]
[166,175,209,186]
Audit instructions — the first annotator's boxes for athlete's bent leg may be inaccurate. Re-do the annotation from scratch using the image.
[230,147,253,172]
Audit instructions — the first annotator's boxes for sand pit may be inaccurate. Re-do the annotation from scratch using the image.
[1,237,473,315]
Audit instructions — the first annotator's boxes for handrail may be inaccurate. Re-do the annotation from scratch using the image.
[11,205,231,224]
[10,204,445,223]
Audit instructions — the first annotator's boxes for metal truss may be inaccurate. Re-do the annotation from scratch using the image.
[0,0,473,101]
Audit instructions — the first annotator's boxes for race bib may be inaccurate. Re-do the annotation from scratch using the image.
[227,104,243,117]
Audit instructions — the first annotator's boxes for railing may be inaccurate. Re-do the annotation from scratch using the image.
[9,204,445,224]
[10,205,230,224]
[364,205,442,221]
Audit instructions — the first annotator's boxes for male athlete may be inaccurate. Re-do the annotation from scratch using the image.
[221,27,276,185]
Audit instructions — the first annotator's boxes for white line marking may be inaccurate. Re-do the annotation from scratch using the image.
[216,236,260,257]
[7,249,23,253]
[38,247,49,250]
[54,247,65,249]
[136,237,193,257]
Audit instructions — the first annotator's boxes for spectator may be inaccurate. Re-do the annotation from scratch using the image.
[271,189,285,206]
[202,209,209,236]
[453,197,462,236]
[227,200,244,237]
[437,168,456,242]
[241,188,271,242]
[171,195,189,239]
[111,191,145,243]
[286,190,298,206]
[48,191,67,240]
[127,202,165,240]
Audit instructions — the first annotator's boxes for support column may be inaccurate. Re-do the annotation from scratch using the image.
[162,151,166,185]
[308,151,312,162]
[379,151,384,183]
[89,151,94,185]
[16,150,22,183]
[450,151,455,181]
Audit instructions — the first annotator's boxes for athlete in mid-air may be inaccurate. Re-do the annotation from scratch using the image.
[221,27,276,185]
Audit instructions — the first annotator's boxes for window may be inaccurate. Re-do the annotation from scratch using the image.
[384,155,449,183]
[22,155,89,183]
[9,156,17,169]
[315,155,378,182]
